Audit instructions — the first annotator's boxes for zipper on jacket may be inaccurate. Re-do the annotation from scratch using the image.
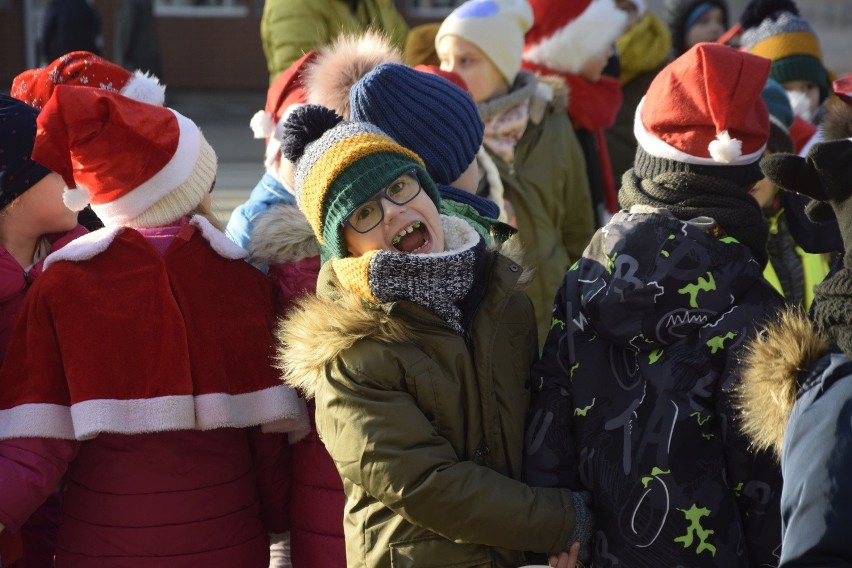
[23,268,31,286]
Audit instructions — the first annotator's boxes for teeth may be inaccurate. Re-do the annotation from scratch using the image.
[396,222,421,238]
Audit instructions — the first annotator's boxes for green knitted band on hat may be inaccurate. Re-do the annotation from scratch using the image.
[632,146,764,189]
[770,55,830,101]
[320,156,441,261]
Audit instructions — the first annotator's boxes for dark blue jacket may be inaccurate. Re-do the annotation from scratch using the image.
[524,209,784,567]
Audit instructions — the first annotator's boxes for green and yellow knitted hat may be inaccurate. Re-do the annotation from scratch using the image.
[281,104,441,261]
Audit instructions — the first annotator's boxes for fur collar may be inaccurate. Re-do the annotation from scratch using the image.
[276,234,528,399]
[248,203,320,265]
[737,308,830,460]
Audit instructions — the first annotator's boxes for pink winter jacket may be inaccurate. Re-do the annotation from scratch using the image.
[250,203,346,567]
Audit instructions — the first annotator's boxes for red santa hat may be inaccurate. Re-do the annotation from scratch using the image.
[10,51,165,111]
[249,51,318,172]
[523,0,629,75]
[634,43,770,167]
[32,84,216,227]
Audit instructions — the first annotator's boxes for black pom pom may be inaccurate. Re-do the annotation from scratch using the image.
[740,0,799,28]
[280,104,343,163]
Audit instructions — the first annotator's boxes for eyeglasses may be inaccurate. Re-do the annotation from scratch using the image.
[342,170,422,233]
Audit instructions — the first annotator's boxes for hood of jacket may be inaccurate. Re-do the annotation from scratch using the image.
[578,209,767,350]
[248,202,320,266]
[737,308,831,460]
[276,235,528,398]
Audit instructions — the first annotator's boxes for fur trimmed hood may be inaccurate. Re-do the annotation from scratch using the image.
[304,30,402,118]
[248,202,320,266]
[737,308,830,460]
[276,235,529,399]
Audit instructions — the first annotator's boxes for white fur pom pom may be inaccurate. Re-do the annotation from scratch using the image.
[63,187,90,212]
[250,110,274,139]
[708,130,742,163]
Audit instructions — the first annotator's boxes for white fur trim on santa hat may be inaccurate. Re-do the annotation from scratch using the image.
[42,226,125,270]
[120,70,166,106]
[522,0,628,74]
[633,98,766,166]
[189,215,248,259]
[92,110,202,225]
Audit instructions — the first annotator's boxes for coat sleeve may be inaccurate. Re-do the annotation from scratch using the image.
[716,306,783,567]
[523,272,581,489]
[248,427,292,534]
[777,370,852,567]
[315,353,578,555]
[0,438,78,532]
[557,113,595,263]
[260,0,328,82]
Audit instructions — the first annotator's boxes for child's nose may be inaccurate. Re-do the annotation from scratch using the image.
[381,198,406,224]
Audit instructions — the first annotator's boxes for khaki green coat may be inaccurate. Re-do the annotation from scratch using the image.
[260,0,409,83]
[278,239,578,567]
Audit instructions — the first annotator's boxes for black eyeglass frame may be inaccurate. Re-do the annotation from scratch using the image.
[341,169,423,234]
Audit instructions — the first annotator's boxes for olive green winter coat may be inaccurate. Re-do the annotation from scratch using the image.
[260,0,409,83]
[277,238,579,567]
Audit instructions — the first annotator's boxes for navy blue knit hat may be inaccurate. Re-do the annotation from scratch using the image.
[349,63,484,186]
[0,94,51,210]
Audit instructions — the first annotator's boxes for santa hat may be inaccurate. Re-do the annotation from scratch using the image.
[633,43,770,185]
[249,51,318,173]
[10,51,165,111]
[522,0,628,75]
[32,85,217,228]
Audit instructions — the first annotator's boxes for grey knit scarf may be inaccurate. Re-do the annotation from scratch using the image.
[368,216,486,334]
[620,168,769,267]
[477,71,538,122]
[813,269,852,358]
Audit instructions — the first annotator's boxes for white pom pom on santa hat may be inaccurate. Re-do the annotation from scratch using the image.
[63,186,91,212]
[250,110,275,139]
[708,130,743,163]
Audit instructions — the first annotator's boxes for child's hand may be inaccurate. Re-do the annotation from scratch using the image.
[547,541,581,568]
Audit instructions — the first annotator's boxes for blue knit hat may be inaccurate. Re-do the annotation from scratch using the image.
[761,78,794,130]
[349,63,484,186]
[0,94,51,210]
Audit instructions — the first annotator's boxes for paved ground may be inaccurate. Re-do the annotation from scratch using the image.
[167,90,268,225]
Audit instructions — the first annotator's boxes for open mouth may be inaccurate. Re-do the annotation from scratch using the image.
[392,221,431,253]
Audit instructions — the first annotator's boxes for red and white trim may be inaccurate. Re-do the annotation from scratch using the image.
[633,98,766,166]
[0,385,308,442]
[92,110,202,225]
[523,0,628,75]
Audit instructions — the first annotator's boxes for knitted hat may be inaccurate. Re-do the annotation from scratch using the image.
[349,63,483,187]
[821,75,852,143]
[523,0,628,74]
[32,85,217,228]
[414,64,470,92]
[281,105,441,261]
[739,0,829,100]
[0,95,51,211]
[10,51,165,111]
[663,0,729,55]
[633,43,770,185]
[249,51,318,171]
[762,78,795,154]
[436,0,534,85]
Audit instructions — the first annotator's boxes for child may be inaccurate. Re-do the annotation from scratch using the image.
[0,94,86,568]
[276,104,592,567]
[436,0,595,343]
[753,78,830,309]
[521,0,629,225]
[523,43,784,567]
[0,85,307,566]
[740,138,852,567]
[664,0,729,56]
[738,0,830,153]
[607,0,672,183]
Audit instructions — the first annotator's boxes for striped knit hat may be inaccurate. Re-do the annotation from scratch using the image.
[280,105,441,261]
[739,0,829,100]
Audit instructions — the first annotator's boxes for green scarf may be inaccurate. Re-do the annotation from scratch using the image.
[616,13,671,85]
